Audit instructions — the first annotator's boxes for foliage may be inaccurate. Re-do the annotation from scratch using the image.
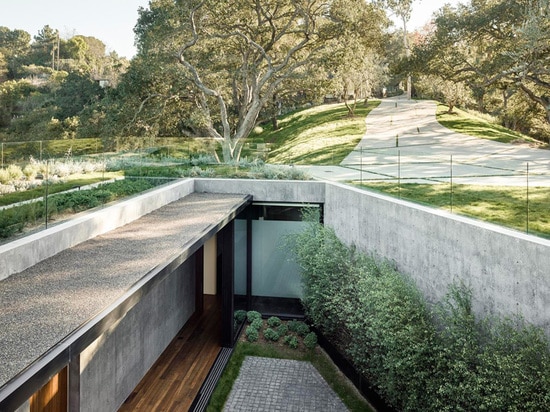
[283,335,299,349]
[0,178,157,239]
[266,316,282,328]
[263,328,280,342]
[244,326,259,342]
[250,319,263,332]
[233,310,247,324]
[290,219,550,411]
[303,332,318,349]
[287,320,311,338]
[246,310,262,324]
[410,0,550,142]
[132,0,387,162]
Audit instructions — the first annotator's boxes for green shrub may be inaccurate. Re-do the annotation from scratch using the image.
[263,328,280,342]
[246,310,262,323]
[250,318,263,331]
[303,332,318,349]
[234,310,247,324]
[288,320,310,337]
[289,219,550,411]
[276,324,289,337]
[267,316,282,328]
[284,335,299,349]
[245,326,259,342]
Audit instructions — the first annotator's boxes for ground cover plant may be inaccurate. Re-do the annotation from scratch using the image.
[0,178,160,239]
[356,182,550,239]
[208,312,372,412]
[289,215,550,411]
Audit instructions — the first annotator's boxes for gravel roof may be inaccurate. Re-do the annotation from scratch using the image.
[0,192,249,389]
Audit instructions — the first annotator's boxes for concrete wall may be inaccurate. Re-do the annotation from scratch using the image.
[194,179,325,204]
[323,182,550,334]
[79,258,196,412]
[0,179,194,281]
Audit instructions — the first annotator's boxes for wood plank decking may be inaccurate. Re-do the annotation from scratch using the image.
[119,295,221,411]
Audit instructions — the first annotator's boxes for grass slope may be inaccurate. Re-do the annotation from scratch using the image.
[436,103,542,145]
[251,101,380,165]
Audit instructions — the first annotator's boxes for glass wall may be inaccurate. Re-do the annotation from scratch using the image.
[233,203,321,317]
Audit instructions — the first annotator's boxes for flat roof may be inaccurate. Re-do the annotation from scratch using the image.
[0,192,250,393]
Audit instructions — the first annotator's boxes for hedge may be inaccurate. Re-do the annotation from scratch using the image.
[290,218,550,411]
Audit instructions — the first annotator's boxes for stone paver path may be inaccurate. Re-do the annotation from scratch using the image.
[223,356,349,412]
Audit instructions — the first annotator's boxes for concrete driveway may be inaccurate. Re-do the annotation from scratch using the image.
[303,96,550,186]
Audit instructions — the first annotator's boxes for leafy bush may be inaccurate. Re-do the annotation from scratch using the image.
[267,316,282,328]
[246,311,262,323]
[250,318,263,331]
[234,310,247,324]
[289,219,550,411]
[288,320,310,337]
[263,328,280,342]
[245,326,259,342]
[276,323,289,337]
[303,332,318,349]
[284,335,299,349]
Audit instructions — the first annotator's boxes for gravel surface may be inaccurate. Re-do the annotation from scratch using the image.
[0,192,248,388]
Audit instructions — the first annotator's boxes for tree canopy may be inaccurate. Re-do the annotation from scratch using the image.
[130,0,387,162]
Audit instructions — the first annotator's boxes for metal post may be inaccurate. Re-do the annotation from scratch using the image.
[450,155,453,213]
[1,143,3,169]
[398,150,401,198]
[360,146,363,185]
[45,161,49,229]
[526,162,529,234]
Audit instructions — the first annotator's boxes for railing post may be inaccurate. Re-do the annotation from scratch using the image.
[526,162,529,234]
[450,155,453,213]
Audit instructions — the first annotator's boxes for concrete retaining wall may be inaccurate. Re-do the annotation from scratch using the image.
[0,179,195,281]
[79,258,196,412]
[323,182,550,334]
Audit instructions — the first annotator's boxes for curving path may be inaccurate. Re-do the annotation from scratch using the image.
[303,96,550,186]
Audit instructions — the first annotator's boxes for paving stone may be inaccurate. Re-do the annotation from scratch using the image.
[223,356,348,412]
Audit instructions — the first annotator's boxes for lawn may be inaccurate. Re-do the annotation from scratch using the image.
[436,103,542,145]
[357,182,550,238]
[250,100,380,165]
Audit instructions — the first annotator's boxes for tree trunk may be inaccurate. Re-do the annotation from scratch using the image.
[271,116,279,130]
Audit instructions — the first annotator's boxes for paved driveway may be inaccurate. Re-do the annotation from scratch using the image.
[303,97,550,186]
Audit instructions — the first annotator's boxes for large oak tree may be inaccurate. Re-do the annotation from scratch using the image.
[133,0,386,162]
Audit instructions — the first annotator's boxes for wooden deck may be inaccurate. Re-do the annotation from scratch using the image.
[119,295,221,411]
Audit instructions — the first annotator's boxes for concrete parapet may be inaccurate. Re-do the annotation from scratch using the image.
[194,179,325,204]
[0,179,194,281]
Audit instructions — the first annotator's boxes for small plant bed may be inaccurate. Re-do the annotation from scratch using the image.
[0,178,163,240]
[208,311,373,412]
